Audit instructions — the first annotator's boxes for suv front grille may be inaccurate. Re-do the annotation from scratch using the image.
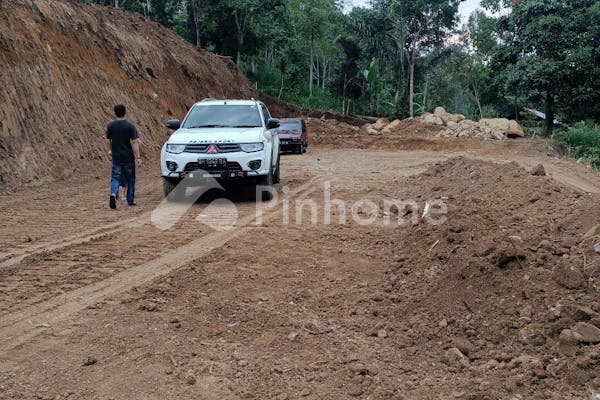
[216,144,241,153]
[184,162,242,171]
[185,144,209,153]
[184,143,241,153]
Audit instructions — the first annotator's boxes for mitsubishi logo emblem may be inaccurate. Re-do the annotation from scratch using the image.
[207,144,218,154]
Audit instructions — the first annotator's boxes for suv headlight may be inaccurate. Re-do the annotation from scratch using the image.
[240,143,264,153]
[166,144,186,154]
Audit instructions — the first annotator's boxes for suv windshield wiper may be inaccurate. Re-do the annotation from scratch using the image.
[232,125,261,128]
[185,124,231,128]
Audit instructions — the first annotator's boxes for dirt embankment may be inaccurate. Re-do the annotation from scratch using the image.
[0,0,364,191]
[382,157,600,397]
[0,0,251,188]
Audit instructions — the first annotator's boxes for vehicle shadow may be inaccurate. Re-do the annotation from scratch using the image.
[178,181,269,204]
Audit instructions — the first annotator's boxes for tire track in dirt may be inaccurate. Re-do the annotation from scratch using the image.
[0,213,151,270]
[470,154,600,193]
[0,179,319,350]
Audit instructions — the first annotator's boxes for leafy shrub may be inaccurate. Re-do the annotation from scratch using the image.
[555,122,600,169]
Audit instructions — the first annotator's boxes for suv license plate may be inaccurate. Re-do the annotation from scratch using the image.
[199,158,227,169]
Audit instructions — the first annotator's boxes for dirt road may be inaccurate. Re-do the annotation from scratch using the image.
[1,140,600,400]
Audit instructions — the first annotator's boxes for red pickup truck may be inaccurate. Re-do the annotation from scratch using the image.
[277,118,308,154]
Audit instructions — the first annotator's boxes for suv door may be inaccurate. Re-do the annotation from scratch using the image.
[260,104,279,169]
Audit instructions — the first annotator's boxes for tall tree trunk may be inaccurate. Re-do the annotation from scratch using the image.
[408,55,415,118]
[322,59,327,90]
[472,83,482,119]
[278,73,284,99]
[309,34,314,97]
[342,73,347,115]
[315,56,320,90]
[233,10,246,65]
[545,92,555,137]
[190,0,202,49]
[423,78,429,112]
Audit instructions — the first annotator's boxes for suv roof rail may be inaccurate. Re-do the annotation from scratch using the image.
[200,98,217,102]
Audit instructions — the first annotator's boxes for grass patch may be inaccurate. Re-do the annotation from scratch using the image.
[555,122,600,169]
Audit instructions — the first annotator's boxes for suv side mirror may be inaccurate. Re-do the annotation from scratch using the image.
[267,118,280,130]
[166,119,181,130]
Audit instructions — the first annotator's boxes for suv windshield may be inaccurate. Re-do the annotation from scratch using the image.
[278,120,301,131]
[183,105,263,129]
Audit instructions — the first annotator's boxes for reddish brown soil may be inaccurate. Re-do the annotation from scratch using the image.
[1,141,600,400]
[1,2,600,399]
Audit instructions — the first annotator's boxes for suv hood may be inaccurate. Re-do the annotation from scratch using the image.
[168,127,265,144]
[278,130,302,139]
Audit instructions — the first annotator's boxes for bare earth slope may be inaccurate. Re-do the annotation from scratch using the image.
[0,0,281,189]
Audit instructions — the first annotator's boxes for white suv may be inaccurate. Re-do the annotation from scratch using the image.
[161,99,281,199]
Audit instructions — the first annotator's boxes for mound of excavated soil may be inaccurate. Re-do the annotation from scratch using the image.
[380,157,600,398]
[307,117,476,152]
[0,0,365,190]
[309,117,443,143]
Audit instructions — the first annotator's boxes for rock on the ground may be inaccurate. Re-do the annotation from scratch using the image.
[362,124,380,135]
[423,113,444,126]
[552,264,584,289]
[443,347,470,367]
[373,118,390,130]
[434,107,447,116]
[479,118,510,133]
[531,164,546,176]
[507,120,525,138]
[381,119,402,133]
[572,322,600,343]
[437,114,524,140]
[185,374,197,385]
[558,329,583,354]
[594,243,600,254]
[565,304,598,321]
[433,107,465,125]
[479,118,518,140]
[450,338,475,356]
[507,355,543,371]
[82,357,97,366]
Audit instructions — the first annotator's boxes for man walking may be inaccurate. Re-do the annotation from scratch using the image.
[106,104,142,209]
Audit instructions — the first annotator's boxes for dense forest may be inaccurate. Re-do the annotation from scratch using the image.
[83,1,599,140]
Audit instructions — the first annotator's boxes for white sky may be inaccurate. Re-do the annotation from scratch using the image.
[345,0,483,22]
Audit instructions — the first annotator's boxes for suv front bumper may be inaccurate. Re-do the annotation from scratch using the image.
[161,150,270,180]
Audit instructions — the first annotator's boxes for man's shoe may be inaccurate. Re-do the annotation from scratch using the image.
[109,195,117,209]
[128,202,137,206]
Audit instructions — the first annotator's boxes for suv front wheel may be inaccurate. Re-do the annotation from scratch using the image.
[163,178,179,197]
[257,155,280,201]
[273,154,281,184]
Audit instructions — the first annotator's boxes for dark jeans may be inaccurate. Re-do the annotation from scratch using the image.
[110,162,135,205]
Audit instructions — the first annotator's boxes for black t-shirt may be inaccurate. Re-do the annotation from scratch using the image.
[106,120,139,164]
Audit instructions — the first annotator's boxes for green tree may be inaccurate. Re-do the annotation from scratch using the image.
[467,9,497,60]
[288,0,335,97]
[389,0,461,117]
[491,0,600,135]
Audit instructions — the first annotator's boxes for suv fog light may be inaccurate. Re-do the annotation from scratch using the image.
[166,161,178,171]
[248,160,261,170]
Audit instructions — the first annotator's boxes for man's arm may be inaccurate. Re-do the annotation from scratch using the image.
[106,123,112,159]
[132,139,142,167]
